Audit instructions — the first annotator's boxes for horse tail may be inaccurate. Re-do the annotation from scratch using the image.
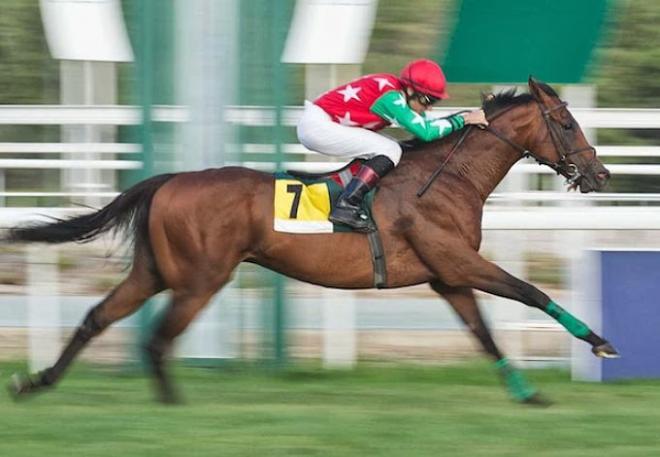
[7,173,176,245]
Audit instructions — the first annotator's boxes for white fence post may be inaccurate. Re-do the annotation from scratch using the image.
[27,245,61,372]
[322,287,356,368]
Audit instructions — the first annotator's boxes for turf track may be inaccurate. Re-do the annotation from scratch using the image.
[1,360,659,456]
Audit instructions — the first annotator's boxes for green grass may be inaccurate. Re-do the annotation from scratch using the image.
[1,360,660,456]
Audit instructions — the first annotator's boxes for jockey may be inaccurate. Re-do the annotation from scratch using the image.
[297,58,488,231]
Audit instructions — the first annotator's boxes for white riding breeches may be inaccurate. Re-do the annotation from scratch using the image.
[296,101,402,165]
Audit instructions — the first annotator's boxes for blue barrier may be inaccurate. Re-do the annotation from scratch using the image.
[573,250,660,382]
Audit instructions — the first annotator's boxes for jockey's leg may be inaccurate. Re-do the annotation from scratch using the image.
[296,101,402,231]
[329,154,395,231]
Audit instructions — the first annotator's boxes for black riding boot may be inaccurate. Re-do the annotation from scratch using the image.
[329,155,395,232]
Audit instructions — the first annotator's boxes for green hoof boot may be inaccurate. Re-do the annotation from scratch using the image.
[496,358,544,405]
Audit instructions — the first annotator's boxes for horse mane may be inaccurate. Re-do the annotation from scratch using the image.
[482,89,533,117]
[482,82,557,116]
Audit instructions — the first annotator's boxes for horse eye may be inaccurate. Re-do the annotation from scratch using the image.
[563,122,573,130]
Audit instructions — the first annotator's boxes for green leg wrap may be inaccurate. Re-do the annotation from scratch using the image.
[546,301,591,338]
[495,358,537,402]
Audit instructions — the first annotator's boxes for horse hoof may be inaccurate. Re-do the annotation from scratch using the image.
[521,392,553,407]
[592,342,620,359]
[7,373,32,400]
[155,385,184,405]
[159,392,183,405]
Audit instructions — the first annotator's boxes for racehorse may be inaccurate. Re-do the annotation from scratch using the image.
[6,77,618,405]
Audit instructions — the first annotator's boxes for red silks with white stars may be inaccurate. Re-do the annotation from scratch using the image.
[314,73,402,131]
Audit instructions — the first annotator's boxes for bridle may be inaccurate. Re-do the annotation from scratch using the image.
[417,95,597,197]
[483,97,596,185]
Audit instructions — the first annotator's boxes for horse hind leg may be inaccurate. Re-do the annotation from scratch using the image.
[142,290,214,404]
[8,250,162,399]
[143,268,236,404]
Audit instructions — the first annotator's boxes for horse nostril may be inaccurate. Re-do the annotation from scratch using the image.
[597,171,610,181]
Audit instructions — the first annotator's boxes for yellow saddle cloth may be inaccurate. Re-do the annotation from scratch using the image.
[273,178,333,233]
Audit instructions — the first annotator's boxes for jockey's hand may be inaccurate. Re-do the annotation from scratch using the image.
[461,109,489,128]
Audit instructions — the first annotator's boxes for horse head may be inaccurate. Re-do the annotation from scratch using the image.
[526,77,610,193]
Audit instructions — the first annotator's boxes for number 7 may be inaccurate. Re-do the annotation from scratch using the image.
[286,184,303,219]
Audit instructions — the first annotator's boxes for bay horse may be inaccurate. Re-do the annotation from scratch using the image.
[7,77,618,405]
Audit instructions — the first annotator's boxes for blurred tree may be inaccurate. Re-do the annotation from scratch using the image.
[592,0,659,192]
[366,0,448,73]
[366,0,490,106]
[0,0,58,104]
[595,0,660,153]
[596,0,660,109]
[1,0,658,110]
[0,0,59,199]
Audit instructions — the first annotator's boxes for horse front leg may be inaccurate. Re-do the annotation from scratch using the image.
[430,281,547,405]
[423,244,619,359]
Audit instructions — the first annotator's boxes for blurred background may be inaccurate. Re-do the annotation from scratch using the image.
[0,0,659,378]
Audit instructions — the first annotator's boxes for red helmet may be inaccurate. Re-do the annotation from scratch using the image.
[400,59,449,100]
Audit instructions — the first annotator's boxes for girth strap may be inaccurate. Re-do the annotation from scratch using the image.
[367,229,387,288]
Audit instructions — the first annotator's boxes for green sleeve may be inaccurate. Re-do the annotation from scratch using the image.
[370,91,465,141]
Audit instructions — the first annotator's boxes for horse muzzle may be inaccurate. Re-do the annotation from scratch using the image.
[577,165,610,193]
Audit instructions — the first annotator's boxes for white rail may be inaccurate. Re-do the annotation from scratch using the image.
[487,192,660,202]
[0,143,139,154]
[596,146,660,157]
[238,143,660,158]
[512,163,660,175]
[0,105,187,125]
[1,105,660,129]
[0,159,140,170]
[483,206,660,230]
[0,192,119,198]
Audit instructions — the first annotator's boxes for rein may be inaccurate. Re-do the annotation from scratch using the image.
[416,97,595,197]
[416,124,473,197]
[483,124,564,174]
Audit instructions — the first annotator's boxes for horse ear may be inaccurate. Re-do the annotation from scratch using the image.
[481,92,495,103]
[528,75,543,101]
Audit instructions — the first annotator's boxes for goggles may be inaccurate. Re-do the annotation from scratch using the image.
[416,93,439,107]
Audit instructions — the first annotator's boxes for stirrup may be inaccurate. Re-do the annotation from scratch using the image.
[329,206,373,232]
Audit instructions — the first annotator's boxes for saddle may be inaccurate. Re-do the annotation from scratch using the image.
[273,159,375,234]
[285,159,364,187]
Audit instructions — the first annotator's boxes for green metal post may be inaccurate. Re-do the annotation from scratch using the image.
[135,0,156,367]
[271,0,287,367]
[140,0,154,176]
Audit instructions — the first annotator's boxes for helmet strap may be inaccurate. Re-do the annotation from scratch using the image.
[403,86,416,103]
